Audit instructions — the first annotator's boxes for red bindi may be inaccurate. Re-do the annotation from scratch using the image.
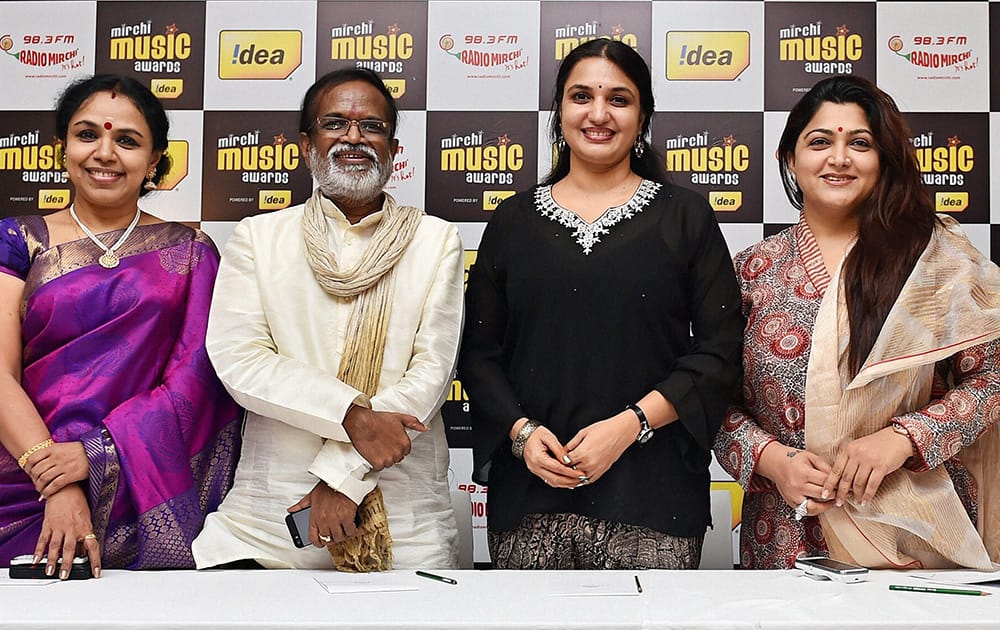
[110,91,116,99]
[837,126,843,132]
[104,122,113,130]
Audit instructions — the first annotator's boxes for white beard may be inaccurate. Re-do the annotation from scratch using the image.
[309,143,392,207]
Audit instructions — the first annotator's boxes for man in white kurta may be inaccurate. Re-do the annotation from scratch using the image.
[192,69,463,569]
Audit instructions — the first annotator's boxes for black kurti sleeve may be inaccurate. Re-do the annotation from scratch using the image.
[459,197,525,484]
[653,187,744,450]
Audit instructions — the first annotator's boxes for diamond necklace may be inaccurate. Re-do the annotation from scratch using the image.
[69,205,142,269]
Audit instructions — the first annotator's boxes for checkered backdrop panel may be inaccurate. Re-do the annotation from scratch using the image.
[2,0,997,564]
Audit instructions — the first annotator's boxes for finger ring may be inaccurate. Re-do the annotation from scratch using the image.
[794,499,809,521]
[318,534,332,543]
[578,476,589,484]
[83,533,97,540]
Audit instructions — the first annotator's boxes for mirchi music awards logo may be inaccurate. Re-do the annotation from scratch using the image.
[96,2,206,109]
[318,1,428,108]
[538,1,650,108]
[201,112,313,221]
[906,113,988,222]
[778,22,860,76]
[425,111,537,222]
[0,112,68,215]
[764,3,876,110]
[653,112,762,223]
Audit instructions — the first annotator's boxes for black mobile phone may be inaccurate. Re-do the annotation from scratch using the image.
[285,506,311,548]
[285,506,363,548]
[8,555,93,580]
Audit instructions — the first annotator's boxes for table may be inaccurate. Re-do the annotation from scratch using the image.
[1,568,997,629]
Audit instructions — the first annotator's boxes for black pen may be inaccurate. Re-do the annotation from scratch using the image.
[416,570,457,585]
[634,575,643,593]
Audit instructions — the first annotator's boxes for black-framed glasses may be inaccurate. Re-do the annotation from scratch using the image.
[313,116,391,138]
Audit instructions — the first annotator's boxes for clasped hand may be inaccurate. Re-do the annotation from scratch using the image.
[762,426,914,518]
[523,413,636,489]
[819,427,914,507]
[760,442,835,519]
[343,405,427,471]
[24,441,90,499]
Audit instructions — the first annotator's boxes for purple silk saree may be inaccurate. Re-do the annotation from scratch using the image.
[0,215,241,569]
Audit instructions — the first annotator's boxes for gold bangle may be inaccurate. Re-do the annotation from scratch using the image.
[17,438,54,469]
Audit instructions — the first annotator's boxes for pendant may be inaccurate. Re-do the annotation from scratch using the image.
[99,251,120,269]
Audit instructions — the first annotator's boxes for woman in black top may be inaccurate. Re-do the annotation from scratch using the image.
[459,39,744,569]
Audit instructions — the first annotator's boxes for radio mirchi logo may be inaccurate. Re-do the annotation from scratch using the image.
[439,33,528,76]
[665,32,750,81]
[778,22,861,75]
[0,32,82,73]
[887,34,978,75]
[218,31,302,80]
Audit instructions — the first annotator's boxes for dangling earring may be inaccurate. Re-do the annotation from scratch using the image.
[633,137,645,158]
[556,133,566,152]
[144,167,157,191]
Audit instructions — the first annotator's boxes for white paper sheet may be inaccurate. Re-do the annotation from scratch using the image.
[313,575,420,594]
[543,573,643,597]
[910,570,1000,586]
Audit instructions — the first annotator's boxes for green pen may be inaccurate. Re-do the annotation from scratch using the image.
[416,570,457,585]
[889,584,991,597]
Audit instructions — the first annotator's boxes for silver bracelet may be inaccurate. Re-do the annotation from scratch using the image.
[511,420,543,459]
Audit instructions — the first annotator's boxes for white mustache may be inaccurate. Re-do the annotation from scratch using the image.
[327,143,378,162]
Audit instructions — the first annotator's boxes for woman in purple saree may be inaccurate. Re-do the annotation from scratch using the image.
[0,75,240,578]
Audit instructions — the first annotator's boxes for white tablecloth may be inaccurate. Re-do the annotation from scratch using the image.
[1,568,996,629]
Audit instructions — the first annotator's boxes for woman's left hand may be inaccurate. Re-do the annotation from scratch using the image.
[821,426,915,507]
[25,441,90,499]
[564,412,637,486]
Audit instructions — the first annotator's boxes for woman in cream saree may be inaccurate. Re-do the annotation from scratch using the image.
[715,75,999,570]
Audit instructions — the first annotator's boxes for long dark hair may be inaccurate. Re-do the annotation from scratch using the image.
[56,74,170,197]
[777,75,938,377]
[542,39,666,185]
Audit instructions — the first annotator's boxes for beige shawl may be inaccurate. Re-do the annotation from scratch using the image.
[805,215,1000,569]
[302,188,423,571]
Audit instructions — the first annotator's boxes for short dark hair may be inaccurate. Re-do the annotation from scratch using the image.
[543,39,665,185]
[55,74,170,196]
[298,67,398,138]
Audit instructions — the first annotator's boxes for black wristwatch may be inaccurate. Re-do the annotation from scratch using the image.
[628,404,653,444]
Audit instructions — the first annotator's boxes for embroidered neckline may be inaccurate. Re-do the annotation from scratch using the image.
[535,180,661,254]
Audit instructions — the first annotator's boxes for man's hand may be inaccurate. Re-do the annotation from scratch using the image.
[343,405,427,471]
[288,482,359,546]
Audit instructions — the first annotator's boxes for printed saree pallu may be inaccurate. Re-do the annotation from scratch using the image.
[805,217,1000,570]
